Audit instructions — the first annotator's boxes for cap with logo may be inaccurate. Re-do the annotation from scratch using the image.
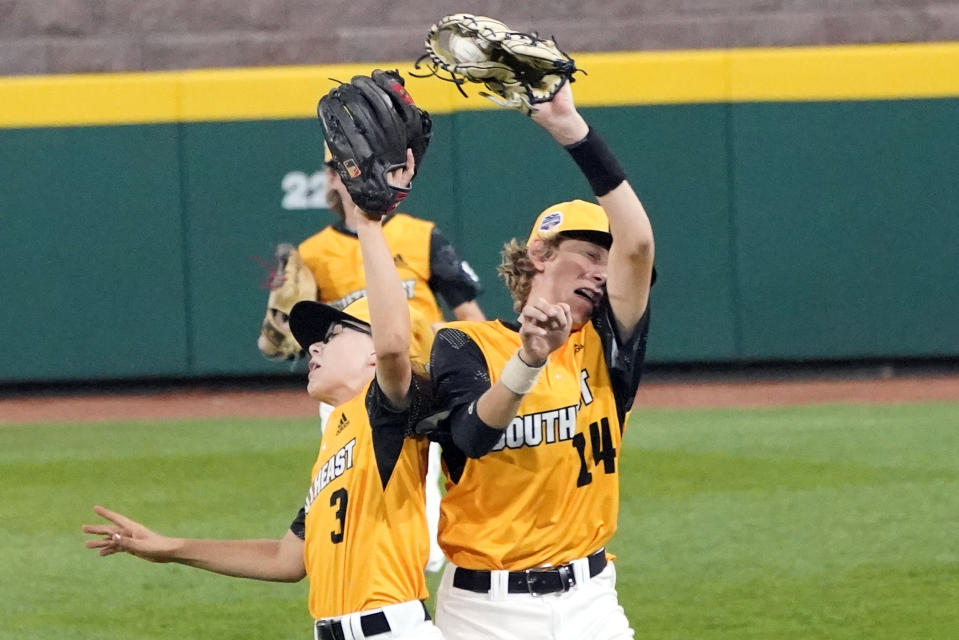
[527,199,611,249]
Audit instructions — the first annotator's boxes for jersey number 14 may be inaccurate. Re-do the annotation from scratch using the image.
[572,418,617,487]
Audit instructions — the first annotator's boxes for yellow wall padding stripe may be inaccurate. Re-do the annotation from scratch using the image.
[1,42,958,128]
[727,42,959,101]
[0,72,182,127]
[176,63,467,122]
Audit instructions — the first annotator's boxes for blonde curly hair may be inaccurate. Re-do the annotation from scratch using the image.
[497,236,562,312]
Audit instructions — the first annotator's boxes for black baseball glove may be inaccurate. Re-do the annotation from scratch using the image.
[317,69,432,219]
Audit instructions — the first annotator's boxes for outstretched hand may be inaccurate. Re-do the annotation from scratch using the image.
[82,505,176,562]
[518,298,572,365]
[529,82,588,146]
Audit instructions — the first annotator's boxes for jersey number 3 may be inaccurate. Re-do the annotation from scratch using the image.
[330,488,348,543]
[572,418,617,487]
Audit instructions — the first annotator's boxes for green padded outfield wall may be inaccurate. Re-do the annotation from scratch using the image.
[732,98,959,359]
[1,45,957,383]
[0,124,189,380]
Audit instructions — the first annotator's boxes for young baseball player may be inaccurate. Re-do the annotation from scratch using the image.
[428,80,655,640]
[257,80,482,574]
[292,152,480,574]
[84,149,446,639]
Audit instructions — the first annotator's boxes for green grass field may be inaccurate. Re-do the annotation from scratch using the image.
[1,401,957,638]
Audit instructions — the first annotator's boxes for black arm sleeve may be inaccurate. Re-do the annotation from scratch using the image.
[427,227,482,309]
[430,327,505,460]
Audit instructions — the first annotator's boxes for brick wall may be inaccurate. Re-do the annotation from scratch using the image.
[1,0,958,75]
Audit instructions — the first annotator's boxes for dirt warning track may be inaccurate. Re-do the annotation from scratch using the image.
[2,375,957,425]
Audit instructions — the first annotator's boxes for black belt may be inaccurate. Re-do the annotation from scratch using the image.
[314,601,430,640]
[453,549,607,596]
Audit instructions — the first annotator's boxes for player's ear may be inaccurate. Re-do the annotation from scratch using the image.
[527,238,551,271]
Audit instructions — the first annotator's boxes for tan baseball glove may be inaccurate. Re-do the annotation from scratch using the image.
[415,13,580,113]
[257,243,317,360]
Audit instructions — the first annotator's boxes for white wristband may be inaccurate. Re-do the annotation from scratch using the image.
[500,351,545,395]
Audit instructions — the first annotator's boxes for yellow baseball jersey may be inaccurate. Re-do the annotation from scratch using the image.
[430,299,651,570]
[299,213,479,326]
[291,377,433,619]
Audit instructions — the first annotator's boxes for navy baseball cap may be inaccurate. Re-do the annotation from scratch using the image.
[289,299,371,352]
[290,297,436,365]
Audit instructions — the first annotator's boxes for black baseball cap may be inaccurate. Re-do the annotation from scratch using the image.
[289,299,371,351]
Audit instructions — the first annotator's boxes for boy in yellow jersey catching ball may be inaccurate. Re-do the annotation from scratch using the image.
[288,168,444,637]
[84,76,447,638]
[300,143,484,576]
[428,80,655,639]
[261,128,484,579]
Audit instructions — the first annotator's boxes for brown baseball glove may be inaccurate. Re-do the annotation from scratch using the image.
[257,243,318,360]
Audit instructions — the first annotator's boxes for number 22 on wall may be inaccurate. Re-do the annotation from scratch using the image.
[282,171,328,210]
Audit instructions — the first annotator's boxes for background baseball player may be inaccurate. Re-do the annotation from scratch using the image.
[420,18,656,639]
[299,143,485,328]
[84,73,447,639]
